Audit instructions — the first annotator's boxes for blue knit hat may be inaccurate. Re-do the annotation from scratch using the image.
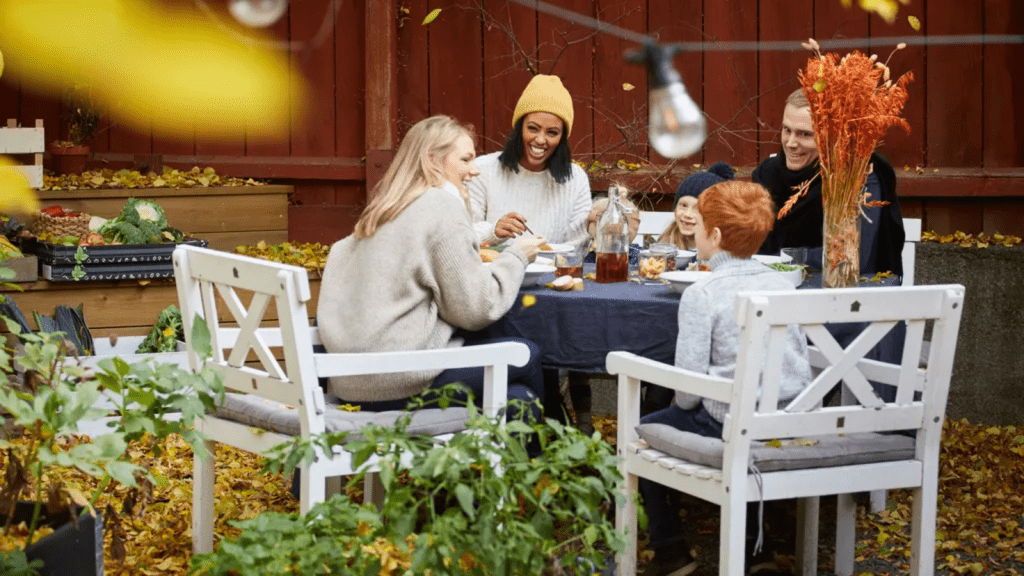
[674,162,736,206]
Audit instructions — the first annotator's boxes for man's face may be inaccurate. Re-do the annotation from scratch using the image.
[780,104,818,171]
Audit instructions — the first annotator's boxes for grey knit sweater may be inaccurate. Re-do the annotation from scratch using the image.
[316,183,529,402]
[675,252,811,423]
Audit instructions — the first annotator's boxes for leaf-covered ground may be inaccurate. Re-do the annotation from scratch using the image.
[3,417,1021,575]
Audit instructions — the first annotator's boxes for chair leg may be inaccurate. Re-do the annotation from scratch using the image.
[616,472,639,576]
[719,499,747,576]
[910,482,937,575]
[300,465,328,514]
[834,493,857,576]
[192,439,216,554]
[363,471,385,511]
[869,489,887,513]
[795,497,819,576]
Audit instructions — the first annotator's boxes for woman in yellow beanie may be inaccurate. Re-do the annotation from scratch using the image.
[467,74,592,251]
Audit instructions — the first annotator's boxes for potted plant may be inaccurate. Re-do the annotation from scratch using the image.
[0,317,222,576]
[191,393,628,575]
[48,81,101,176]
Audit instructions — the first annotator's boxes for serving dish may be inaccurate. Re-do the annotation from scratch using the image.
[661,270,713,293]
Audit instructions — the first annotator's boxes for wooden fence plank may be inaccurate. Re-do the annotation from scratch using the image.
[981,199,1024,236]
[397,0,430,134]
[703,0,758,168]
[538,0,595,159]
[757,0,814,162]
[926,0,984,167]
[427,1,485,133]
[922,199,983,235]
[290,0,336,158]
[339,0,366,159]
[480,0,537,152]
[288,204,359,244]
[646,0,702,170]
[983,0,1024,168]
[592,0,647,165]
[246,13,293,158]
[874,14,926,170]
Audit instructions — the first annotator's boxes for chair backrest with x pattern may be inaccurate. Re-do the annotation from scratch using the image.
[173,245,327,435]
[722,285,964,448]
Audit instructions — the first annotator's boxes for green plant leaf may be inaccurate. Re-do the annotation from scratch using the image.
[191,314,212,358]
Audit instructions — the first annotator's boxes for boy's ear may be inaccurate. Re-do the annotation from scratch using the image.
[709,226,723,249]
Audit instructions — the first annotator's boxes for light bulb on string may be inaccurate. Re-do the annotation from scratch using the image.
[228,0,288,28]
[628,42,706,159]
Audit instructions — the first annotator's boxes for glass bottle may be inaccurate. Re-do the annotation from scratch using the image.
[595,186,630,283]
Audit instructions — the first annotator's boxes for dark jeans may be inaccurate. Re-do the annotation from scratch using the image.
[638,403,723,552]
[339,336,545,424]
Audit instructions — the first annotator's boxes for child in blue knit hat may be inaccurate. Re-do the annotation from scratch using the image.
[659,161,735,251]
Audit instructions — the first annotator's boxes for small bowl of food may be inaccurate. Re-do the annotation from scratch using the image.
[752,253,793,265]
[766,263,805,287]
[661,270,713,293]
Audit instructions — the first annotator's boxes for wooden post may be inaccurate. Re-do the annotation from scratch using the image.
[365,0,397,199]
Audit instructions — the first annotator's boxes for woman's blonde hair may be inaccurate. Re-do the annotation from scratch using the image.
[657,222,689,249]
[354,115,474,238]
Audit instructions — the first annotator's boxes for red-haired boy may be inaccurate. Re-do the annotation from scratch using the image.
[639,180,812,576]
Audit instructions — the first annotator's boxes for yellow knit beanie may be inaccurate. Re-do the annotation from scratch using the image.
[511,75,574,136]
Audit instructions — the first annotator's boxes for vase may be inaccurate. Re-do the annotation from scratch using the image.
[822,202,861,288]
[48,144,90,175]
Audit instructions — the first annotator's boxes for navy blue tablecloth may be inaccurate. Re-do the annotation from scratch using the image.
[473,265,905,393]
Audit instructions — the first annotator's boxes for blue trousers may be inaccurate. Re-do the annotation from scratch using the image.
[638,403,723,552]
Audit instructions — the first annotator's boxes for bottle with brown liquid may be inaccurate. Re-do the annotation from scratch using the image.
[595,186,630,283]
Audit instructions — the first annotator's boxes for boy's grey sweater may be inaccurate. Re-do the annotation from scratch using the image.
[675,251,811,423]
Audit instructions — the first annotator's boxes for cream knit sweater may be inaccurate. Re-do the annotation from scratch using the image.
[468,152,593,251]
[316,183,529,402]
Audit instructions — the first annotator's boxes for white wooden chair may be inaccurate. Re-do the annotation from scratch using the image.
[902,217,922,286]
[609,284,965,576]
[173,245,529,553]
[634,211,675,244]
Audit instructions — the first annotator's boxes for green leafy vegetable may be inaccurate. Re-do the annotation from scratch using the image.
[98,198,169,245]
[768,263,801,272]
[136,305,183,353]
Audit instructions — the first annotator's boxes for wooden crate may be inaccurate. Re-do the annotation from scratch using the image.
[0,119,44,188]
[35,185,291,252]
[1,277,321,338]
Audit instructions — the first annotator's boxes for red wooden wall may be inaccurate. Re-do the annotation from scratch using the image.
[2,0,1022,243]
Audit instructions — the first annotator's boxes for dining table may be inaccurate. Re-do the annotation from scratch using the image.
[472,262,905,401]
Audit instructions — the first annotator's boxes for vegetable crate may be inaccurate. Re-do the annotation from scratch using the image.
[25,238,208,281]
[0,119,44,188]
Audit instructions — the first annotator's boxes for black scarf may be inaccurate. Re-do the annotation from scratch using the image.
[753,151,905,276]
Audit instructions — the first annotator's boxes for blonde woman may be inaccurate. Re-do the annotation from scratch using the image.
[317,115,547,419]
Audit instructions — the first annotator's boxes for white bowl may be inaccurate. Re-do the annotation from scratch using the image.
[661,270,713,293]
[537,243,573,256]
[676,249,695,259]
[523,263,556,286]
[775,267,804,287]
[752,254,793,265]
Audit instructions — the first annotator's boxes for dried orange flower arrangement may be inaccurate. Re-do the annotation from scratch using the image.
[783,38,913,287]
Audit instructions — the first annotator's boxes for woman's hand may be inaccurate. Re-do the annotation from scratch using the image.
[494,212,528,239]
[511,234,546,263]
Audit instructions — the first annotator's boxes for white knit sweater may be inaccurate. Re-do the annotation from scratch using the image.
[316,183,529,402]
[468,152,593,251]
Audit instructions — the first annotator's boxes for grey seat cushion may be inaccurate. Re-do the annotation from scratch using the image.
[636,423,915,472]
[213,392,471,440]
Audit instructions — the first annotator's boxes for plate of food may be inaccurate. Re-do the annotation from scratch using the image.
[661,270,713,293]
[537,243,573,255]
[523,263,556,286]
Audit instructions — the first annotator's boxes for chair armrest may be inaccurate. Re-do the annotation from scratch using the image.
[606,351,732,404]
[313,342,530,378]
[215,326,322,347]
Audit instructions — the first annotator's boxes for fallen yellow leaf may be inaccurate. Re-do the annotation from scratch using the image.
[622,83,635,91]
